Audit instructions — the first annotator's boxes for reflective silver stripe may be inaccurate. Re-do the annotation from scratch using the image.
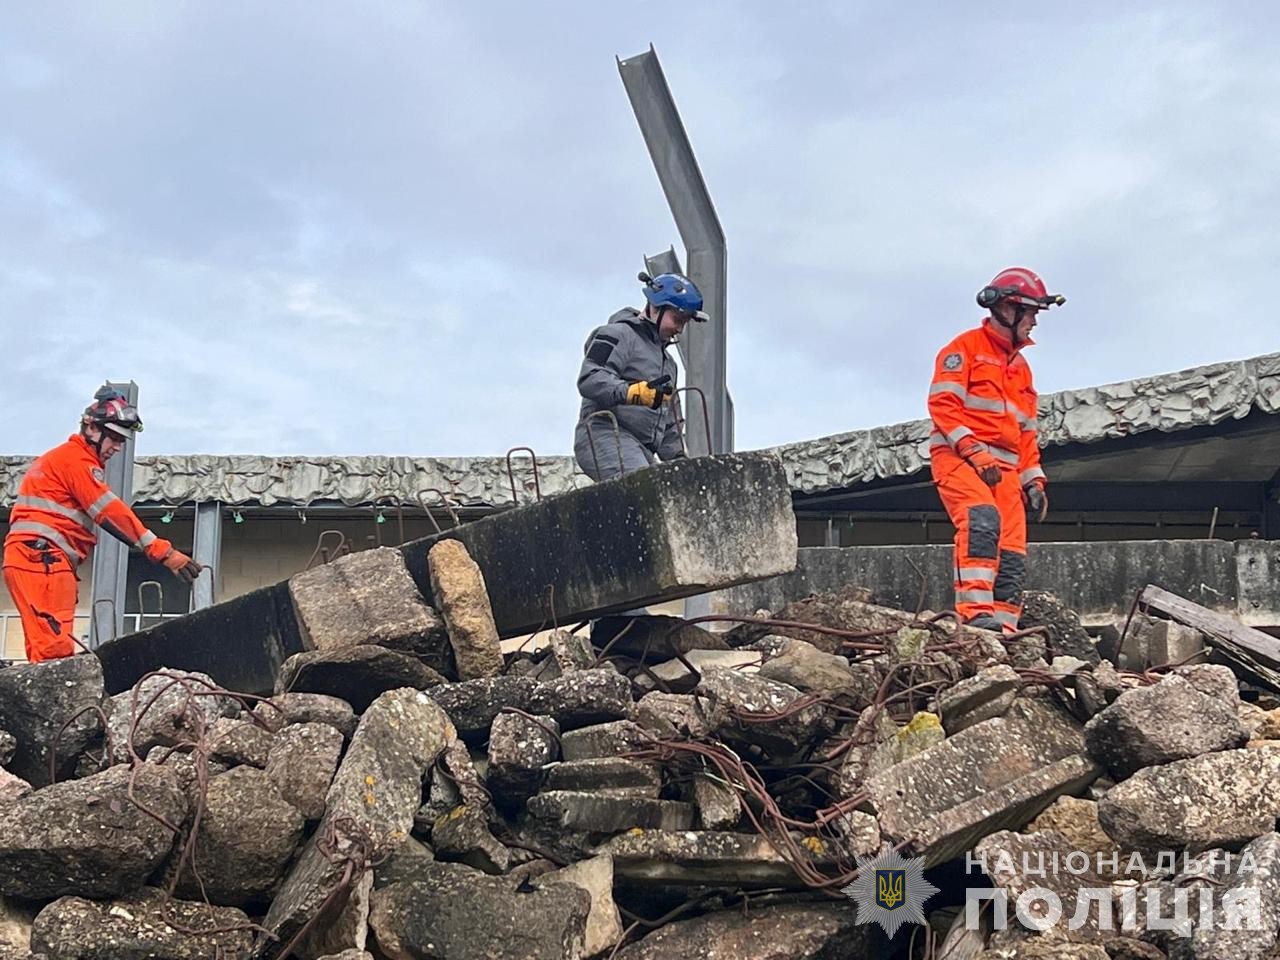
[956,589,994,604]
[7,521,80,568]
[988,445,1020,466]
[964,395,1007,414]
[1014,407,1037,430]
[929,431,948,447]
[957,567,997,583]
[86,490,120,521]
[992,611,1020,627]
[1020,467,1046,485]
[945,426,974,444]
[15,495,93,531]
[929,382,967,399]
[138,530,158,549]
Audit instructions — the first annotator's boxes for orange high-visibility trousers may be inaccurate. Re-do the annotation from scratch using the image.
[931,448,1027,631]
[2,540,78,662]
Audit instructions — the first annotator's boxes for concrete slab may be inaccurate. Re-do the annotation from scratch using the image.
[97,453,797,695]
[401,452,797,637]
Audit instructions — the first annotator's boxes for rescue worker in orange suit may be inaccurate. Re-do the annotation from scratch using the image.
[2,387,204,662]
[927,268,1065,633]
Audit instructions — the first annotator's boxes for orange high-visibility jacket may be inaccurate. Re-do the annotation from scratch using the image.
[928,322,1045,488]
[3,435,172,569]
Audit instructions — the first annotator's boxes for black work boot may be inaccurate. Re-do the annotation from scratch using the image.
[965,614,1004,632]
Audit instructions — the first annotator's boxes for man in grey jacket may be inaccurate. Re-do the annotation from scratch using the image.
[574,271,708,480]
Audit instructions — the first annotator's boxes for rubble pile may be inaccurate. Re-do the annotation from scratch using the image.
[0,543,1279,959]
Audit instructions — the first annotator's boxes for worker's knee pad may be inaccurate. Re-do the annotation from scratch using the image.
[994,550,1027,603]
[966,505,1000,560]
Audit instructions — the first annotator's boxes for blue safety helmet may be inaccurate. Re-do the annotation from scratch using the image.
[639,272,709,322]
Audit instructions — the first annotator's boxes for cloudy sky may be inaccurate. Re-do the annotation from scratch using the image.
[2,3,1276,458]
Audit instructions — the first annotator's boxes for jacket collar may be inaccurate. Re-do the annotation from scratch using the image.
[981,318,1033,357]
[70,432,106,467]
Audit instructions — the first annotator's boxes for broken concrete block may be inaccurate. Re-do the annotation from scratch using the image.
[976,828,1110,943]
[401,453,798,637]
[698,667,832,763]
[265,721,345,821]
[1026,796,1122,874]
[756,637,873,702]
[254,691,357,739]
[30,887,253,959]
[547,629,598,675]
[693,773,741,829]
[426,675,539,740]
[289,546,452,671]
[428,538,504,680]
[0,731,15,769]
[295,868,373,960]
[634,692,710,739]
[833,704,900,797]
[528,668,634,728]
[831,810,882,860]
[260,688,454,953]
[561,720,652,762]
[372,835,435,890]
[316,953,373,960]
[1084,674,1246,779]
[526,791,694,832]
[538,855,622,960]
[369,862,590,960]
[866,700,1102,867]
[438,738,492,814]
[432,805,511,874]
[600,830,821,887]
[0,763,186,899]
[0,768,30,805]
[725,586,889,654]
[205,716,274,768]
[1176,831,1280,960]
[1098,748,1280,855]
[167,765,304,907]
[938,664,1021,735]
[105,668,236,765]
[1150,620,1207,667]
[543,758,663,797]
[1020,590,1099,664]
[613,901,886,959]
[275,646,446,713]
[0,654,104,786]
[487,711,559,803]
[1171,662,1240,706]
[634,648,761,694]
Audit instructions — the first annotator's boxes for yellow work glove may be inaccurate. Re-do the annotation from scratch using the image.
[625,378,673,410]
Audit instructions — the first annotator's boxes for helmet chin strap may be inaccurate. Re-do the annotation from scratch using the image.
[992,304,1029,347]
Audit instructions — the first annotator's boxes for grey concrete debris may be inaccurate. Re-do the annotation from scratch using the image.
[166,765,305,907]
[542,758,663,797]
[426,675,539,740]
[431,804,510,874]
[692,772,741,829]
[265,720,345,821]
[560,720,653,762]
[290,546,452,670]
[30,887,254,960]
[205,715,275,768]
[369,862,591,960]
[613,901,887,959]
[254,691,357,739]
[527,668,634,729]
[275,645,447,712]
[105,668,237,766]
[633,648,761,694]
[0,763,187,900]
[937,664,1021,735]
[428,538,505,680]
[487,710,559,803]
[0,731,15,769]
[1084,673,1246,779]
[600,830,829,887]
[0,655,104,786]
[535,855,622,960]
[633,692,711,739]
[1098,748,1280,855]
[755,636,875,701]
[698,667,833,763]
[591,614,729,662]
[1019,590,1100,664]
[526,791,695,832]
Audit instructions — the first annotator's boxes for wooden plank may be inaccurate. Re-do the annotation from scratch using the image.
[1140,584,1280,690]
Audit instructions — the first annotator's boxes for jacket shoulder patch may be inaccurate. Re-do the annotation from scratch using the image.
[942,352,963,371]
[586,336,617,364]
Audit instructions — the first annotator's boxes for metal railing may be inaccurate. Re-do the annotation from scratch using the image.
[0,611,185,661]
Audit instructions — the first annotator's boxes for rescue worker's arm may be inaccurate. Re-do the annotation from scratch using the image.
[61,461,203,580]
[1017,385,1048,521]
[577,325,633,407]
[927,344,978,455]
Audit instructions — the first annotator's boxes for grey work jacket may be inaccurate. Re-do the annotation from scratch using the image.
[574,307,683,461]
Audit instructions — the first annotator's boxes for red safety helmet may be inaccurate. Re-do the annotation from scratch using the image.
[82,386,143,438]
[976,267,1066,311]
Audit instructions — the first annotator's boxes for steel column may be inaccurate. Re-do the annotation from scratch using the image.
[191,500,223,610]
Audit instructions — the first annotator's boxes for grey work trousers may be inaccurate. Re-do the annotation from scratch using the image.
[573,424,655,482]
